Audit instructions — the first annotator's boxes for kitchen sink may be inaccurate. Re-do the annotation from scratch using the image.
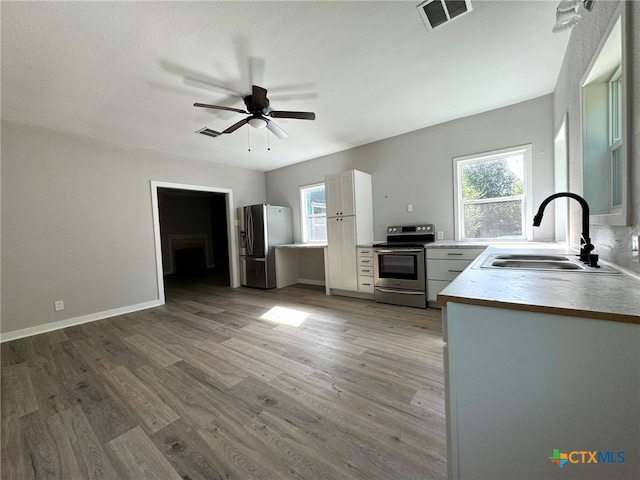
[477,253,621,274]
[491,260,583,270]
[493,254,571,261]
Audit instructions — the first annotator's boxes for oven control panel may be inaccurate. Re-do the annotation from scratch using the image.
[387,224,434,235]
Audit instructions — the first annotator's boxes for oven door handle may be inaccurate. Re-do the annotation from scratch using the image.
[375,249,424,254]
[375,287,425,295]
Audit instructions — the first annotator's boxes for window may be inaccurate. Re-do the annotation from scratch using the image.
[300,183,326,243]
[609,66,623,208]
[454,145,532,241]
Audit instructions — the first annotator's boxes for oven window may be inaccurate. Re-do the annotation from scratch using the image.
[378,254,418,280]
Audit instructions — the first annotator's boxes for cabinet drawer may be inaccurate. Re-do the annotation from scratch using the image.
[427,259,472,281]
[358,248,374,257]
[358,265,374,277]
[428,279,451,302]
[358,257,373,267]
[358,278,374,293]
[426,248,485,260]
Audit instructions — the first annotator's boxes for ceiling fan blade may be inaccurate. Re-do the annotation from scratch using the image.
[269,111,316,120]
[184,77,244,98]
[194,103,248,114]
[252,85,268,111]
[222,118,249,134]
[266,119,288,139]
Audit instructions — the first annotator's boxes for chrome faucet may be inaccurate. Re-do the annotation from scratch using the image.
[533,192,599,267]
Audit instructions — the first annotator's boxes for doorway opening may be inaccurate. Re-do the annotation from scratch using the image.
[150,181,239,304]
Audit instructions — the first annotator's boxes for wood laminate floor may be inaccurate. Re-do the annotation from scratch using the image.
[1,273,447,479]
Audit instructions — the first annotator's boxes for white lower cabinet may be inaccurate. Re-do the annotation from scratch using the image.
[357,247,374,293]
[327,216,358,291]
[426,248,485,302]
[443,302,640,479]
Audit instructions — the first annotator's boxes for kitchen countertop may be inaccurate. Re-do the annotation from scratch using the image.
[276,243,327,248]
[437,246,640,324]
[426,240,563,248]
[427,241,489,249]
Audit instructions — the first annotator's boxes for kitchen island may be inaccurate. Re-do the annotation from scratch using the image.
[437,246,640,479]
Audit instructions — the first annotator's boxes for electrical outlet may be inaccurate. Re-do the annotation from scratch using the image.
[437,231,444,240]
[632,235,639,262]
[407,204,413,213]
[54,300,64,311]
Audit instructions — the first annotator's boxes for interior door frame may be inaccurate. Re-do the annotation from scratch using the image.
[150,180,240,304]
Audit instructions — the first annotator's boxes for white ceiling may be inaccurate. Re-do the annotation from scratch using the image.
[1,1,570,172]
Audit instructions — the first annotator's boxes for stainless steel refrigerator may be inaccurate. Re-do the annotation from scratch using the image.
[238,204,292,289]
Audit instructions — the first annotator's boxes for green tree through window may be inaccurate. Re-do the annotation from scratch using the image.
[455,147,529,240]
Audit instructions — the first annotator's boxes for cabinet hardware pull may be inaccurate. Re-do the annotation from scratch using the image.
[448,269,463,273]
[375,287,424,295]
[447,252,464,255]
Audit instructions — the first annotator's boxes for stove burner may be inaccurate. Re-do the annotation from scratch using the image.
[379,224,435,247]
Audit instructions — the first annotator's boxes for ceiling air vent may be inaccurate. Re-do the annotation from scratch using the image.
[417,0,472,31]
[197,127,222,138]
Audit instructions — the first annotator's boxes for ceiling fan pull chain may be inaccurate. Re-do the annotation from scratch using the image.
[267,129,271,151]
[247,127,251,152]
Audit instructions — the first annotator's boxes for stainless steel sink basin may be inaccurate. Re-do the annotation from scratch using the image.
[493,254,571,261]
[491,260,583,270]
[477,253,621,274]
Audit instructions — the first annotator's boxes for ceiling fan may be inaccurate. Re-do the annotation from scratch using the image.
[194,85,316,140]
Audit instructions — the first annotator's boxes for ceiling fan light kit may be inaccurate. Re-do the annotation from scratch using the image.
[248,117,268,129]
[194,84,315,142]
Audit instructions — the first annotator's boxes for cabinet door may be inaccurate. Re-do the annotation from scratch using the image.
[327,217,357,291]
[325,174,343,218]
[325,171,355,217]
[339,216,358,290]
[338,172,355,216]
[327,218,344,288]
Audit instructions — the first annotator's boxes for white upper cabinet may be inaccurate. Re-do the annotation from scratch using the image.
[324,170,373,244]
[326,171,355,217]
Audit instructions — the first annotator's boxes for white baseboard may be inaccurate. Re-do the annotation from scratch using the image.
[297,278,326,286]
[0,299,163,343]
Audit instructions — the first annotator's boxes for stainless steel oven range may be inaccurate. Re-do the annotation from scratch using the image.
[373,224,435,308]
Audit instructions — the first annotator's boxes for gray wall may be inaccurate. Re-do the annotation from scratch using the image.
[1,120,266,335]
[553,0,640,275]
[266,95,555,243]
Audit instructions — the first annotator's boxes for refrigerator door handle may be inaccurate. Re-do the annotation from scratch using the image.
[249,210,254,254]
[246,208,253,255]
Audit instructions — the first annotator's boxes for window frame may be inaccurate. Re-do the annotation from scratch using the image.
[299,182,327,244]
[453,144,533,242]
[609,66,623,210]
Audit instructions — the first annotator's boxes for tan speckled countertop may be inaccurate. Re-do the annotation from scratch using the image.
[437,246,640,324]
